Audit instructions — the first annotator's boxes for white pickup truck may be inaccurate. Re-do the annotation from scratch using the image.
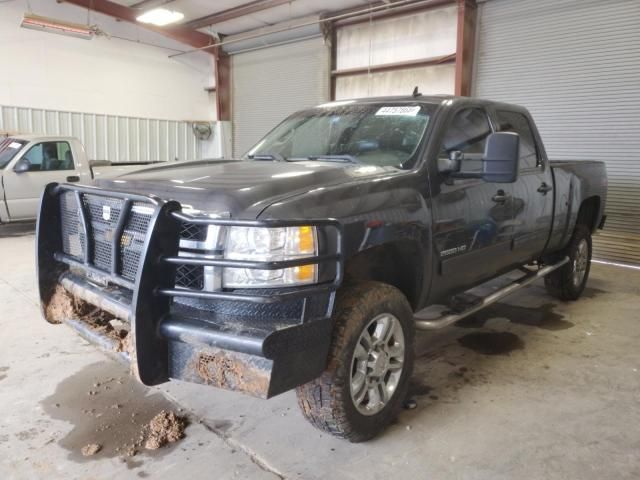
[0,135,155,223]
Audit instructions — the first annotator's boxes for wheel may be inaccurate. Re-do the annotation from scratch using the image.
[544,224,592,301]
[296,281,415,442]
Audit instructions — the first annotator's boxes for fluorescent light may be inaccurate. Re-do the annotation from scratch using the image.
[136,8,184,26]
[21,13,94,40]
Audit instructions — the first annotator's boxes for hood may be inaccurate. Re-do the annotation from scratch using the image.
[94,159,396,218]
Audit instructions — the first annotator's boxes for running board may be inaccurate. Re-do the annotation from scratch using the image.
[414,257,569,330]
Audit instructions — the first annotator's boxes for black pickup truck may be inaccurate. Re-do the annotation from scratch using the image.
[37,95,607,442]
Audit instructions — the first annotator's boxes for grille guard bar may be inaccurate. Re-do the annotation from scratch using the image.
[37,182,344,390]
[157,210,343,304]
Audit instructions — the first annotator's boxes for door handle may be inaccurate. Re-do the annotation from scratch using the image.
[537,182,553,195]
[66,175,80,182]
[492,190,507,203]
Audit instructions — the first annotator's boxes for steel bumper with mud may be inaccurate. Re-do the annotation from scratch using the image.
[37,183,343,399]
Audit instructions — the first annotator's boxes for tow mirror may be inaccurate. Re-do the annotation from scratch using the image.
[13,158,31,173]
[482,132,519,183]
[437,150,463,173]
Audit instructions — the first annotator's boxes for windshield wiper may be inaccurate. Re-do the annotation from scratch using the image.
[247,153,286,161]
[305,155,360,164]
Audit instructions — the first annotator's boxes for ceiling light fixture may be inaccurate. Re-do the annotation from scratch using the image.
[21,13,94,40]
[136,8,184,26]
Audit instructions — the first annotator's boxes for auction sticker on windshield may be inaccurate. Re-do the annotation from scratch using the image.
[8,142,22,149]
[376,106,421,116]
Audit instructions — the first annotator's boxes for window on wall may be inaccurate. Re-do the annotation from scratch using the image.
[495,110,540,170]
[334,5,458,100]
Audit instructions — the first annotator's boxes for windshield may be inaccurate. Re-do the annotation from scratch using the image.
[0,139,27,169]
[246,102,434,168]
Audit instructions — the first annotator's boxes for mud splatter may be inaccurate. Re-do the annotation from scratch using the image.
[0,366,8,382]
[457,302,573,331]
[457,332,524,355]
[41,361,185,464]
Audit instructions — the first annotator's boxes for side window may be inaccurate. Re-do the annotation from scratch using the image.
[441,108,493,157]
[56,142,75,170]
[21,141,74,172]
[23,144,43,171]
[495,111,539,170]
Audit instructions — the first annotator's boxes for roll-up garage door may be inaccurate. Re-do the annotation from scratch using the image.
[473,0,640,264]
[231,37,330,157]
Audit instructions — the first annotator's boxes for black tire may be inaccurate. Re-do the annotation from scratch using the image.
[544,224,592,301]
[296,281,415,442]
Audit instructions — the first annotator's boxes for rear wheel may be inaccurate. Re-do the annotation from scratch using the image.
[544,224,592,300]
[296,281,415,442]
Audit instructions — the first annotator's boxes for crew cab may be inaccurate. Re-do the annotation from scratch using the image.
[0,135,154,223]
[36,95,607,442]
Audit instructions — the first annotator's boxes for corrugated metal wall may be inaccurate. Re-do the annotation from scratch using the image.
[231,37,330,157]
[473,0,640,265]
[0,104,200,163]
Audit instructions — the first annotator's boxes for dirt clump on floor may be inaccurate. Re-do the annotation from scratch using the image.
[81,443,102,456]
[143,410,186,450]
[42,362,188,464]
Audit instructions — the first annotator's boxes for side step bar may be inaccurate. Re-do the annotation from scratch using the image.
[414,257,569,330]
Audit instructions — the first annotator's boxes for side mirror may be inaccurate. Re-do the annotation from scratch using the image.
[13,158,31,173]
[482,132,519,183]
[437,150,463,173]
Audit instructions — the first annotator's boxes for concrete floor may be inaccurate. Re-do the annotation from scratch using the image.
[2,223,640,480]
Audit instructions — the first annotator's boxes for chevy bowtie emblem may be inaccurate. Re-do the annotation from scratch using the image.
[102,205,111,221]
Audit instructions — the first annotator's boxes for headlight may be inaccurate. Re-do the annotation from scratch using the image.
[222,226,318,288]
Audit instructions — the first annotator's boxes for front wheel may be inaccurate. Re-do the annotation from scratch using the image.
[296,281,415,442]
[544,224,592,301]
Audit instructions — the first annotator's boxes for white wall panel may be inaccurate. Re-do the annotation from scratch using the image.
[335,6,458,100]
[335,63,455,100]
[0,0,214,121]
[336,6,458,70]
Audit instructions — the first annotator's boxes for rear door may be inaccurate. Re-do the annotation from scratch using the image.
[491,109,554,263]
[3,140,80,220]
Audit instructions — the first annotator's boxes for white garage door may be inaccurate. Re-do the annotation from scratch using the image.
[231,37,330,157]
[473,0,640,264]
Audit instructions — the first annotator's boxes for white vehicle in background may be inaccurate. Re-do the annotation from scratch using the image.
[0,135,159,223]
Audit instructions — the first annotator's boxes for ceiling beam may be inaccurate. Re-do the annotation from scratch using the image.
[183,0,292,30]
[61,0,217,52]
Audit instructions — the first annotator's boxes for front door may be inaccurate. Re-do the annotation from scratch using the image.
[3,140,79,220]
[430,106,516,297]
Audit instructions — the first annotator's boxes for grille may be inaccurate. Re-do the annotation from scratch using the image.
[120,203,153,281]
[83,194,123,271]
[59,193,153,285]
[60,191,84,259]
[180,222,208,241]
[175,264,204,290]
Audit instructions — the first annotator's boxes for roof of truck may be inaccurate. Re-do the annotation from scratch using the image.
[315,94,528,114]
[8,134,80,142]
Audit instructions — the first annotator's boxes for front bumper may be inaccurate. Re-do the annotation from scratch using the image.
[37,183,343,398]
